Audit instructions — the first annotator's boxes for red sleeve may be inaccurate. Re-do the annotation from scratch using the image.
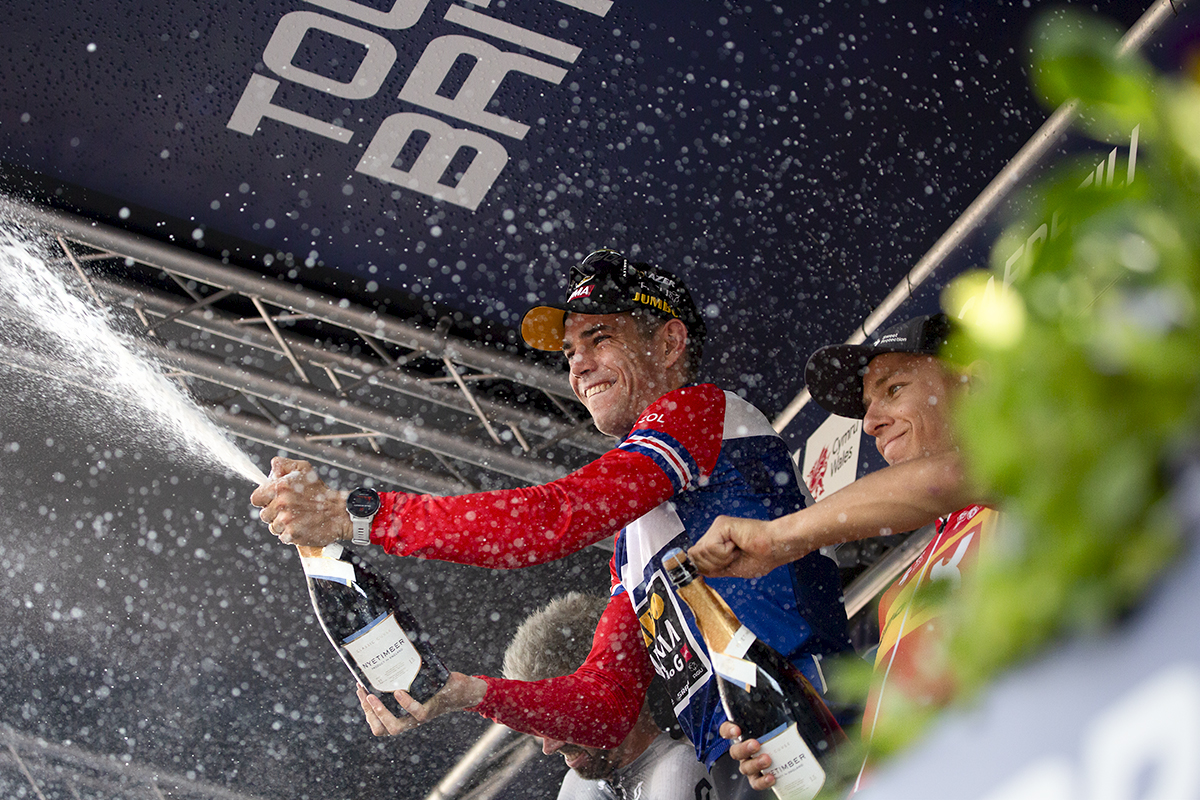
[469,592,652,748]
[372,448,672,567]
[369,384,726,569]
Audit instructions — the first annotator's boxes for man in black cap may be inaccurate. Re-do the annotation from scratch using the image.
[252,249,850,799]
[689,313,995,793]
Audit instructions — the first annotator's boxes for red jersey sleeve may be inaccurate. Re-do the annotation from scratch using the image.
[371,449,673,567]
[470,592,652,748]
[369,385,726,568]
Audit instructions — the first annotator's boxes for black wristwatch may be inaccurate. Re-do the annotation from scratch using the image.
[345,487,381,546]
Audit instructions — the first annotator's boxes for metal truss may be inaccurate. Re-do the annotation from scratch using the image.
[0,197,611,494]
[0,193,939,800]
[0,725,269,800]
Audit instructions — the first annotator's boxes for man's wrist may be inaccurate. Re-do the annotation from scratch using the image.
[767,515,804,565]
[455,673,489,711]
[329,490,348,540]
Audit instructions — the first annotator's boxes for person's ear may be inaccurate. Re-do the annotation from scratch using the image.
[660,318,688,365]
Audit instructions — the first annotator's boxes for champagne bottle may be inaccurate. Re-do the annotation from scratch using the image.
[298,542,449,715]
[663,548,844,800]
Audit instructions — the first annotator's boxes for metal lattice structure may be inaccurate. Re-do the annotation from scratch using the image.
[0,726,270,800]
[1,196,612,496]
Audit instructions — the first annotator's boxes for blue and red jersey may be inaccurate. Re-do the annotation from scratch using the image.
[610,384,849,765]
[369,383,849,764]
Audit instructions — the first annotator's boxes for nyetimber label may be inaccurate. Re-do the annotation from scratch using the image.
[758,722,825,800]
[342,613,422,692]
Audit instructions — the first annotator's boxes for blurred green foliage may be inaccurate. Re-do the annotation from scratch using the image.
[857,7,1200,769]
[945,9,1200,702]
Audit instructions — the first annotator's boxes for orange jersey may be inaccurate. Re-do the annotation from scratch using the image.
[856,504,998,786]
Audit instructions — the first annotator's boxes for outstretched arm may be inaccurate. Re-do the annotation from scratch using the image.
[252,449,675,567]
[255,386,727,568]
[690,451,975,579]
[372,449,675,568]
[359,592,653,749]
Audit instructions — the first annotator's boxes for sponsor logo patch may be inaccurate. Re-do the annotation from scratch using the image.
[634,291,679,318]
[569,283,595,301]
[636,572,710,710]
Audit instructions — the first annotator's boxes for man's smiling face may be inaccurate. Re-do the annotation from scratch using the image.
[562,312,669,437]
[862,352,958,466]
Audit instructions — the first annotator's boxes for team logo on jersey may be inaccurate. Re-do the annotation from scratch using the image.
[636,572,710,710]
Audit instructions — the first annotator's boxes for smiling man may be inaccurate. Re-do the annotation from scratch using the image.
[252,249,850,799]
[688,314,977,581]
[689,313,996,793]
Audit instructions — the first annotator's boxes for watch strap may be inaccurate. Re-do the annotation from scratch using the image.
[350,516,373,546]
[345,486,380,547]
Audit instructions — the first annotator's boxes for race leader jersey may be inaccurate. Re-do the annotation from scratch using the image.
[855,503,997,791]
[368,384,848,759]
[610,385,849,767]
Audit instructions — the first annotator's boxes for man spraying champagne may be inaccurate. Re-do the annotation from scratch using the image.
[253,249,852,799]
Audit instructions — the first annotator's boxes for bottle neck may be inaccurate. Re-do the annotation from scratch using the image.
[674,577,744,654]
[296,545,326,559]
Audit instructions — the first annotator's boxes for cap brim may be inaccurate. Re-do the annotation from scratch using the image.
[521,306,567,351]
[803,344,876,419]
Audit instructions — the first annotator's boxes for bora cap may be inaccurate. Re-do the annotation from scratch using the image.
[804,313,953,419]
[521,248,707,352]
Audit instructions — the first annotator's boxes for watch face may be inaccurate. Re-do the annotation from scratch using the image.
[346,487,381,518]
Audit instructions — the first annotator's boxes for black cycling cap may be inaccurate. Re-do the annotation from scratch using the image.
[804,313,953,418]
[521,248,706,352]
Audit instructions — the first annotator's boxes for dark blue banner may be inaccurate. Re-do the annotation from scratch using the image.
[1,0,1158,422]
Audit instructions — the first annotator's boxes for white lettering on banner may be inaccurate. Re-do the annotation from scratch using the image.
[227,0,610,209]
[954,126,1140,320]
[227,74,356,142]
[444,5,582,63]
[1002,217,1058,289]
[1082,663,1200,800]
[264,12,398,98]
[264,12,397,99]
[304,0,431,30]
[398,35,568,140]
[979,663,1200,800]
[357,113,509,210]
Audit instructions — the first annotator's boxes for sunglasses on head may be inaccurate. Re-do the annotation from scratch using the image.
[570,249,635,285]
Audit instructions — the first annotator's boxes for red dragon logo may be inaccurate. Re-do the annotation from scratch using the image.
[806,445,829,499]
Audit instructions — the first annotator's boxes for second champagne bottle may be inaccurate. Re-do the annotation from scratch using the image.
[663,547,846,800]
[299,542,449,716]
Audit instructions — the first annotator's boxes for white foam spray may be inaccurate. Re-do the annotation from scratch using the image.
[0,227,267,484]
